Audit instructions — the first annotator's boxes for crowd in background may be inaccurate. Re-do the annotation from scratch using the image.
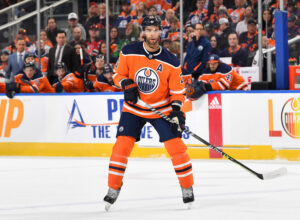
[0,0,299,94]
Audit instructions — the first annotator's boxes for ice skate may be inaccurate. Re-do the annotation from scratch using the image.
[181,186,194,209]
[103,187,121,211]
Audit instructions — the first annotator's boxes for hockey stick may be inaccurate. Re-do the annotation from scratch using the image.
[136,99,287,180]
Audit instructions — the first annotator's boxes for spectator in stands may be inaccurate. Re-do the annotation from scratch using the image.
[169,40,181,59]
[68,27,84,48]
[182,22,212,80]
[165,17,180,41]
[0,50,9,74]
[29,30,52,54]
[203,21,215,39]
[65,12,87,43]
[186,0,208,26]
[131,2,148,27]
[124,23,140,43]
[99,41,117,64]
[252,35,269,81]
[205,0,225,25]
[210,34,220,55]
[236,6,254,35]
[262,9,273,38]
[115,0,133,40]
[52,62,84,93]
[161,9,179,39]
[47,30,79,84]
[220,32,248,67]
[94,3,115,41]
[145,0,173,15]
[183,25,195,51]
[148,5,158,17]
[288,14,300,38]
[45,17,58,47]
[5,37,28,80]
[162,39,172,50]
[110,27,120,56]
[32,40,49,76]
[239,18,258,59]
[85,1,99,38]
[93,63,122,92]
[230,0,246,27]
[86,24,102,56]
[250,0,258,20]
[17,28,30,47]
[217,18,233,51]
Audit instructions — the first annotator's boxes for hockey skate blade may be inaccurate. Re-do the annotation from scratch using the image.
[262,167,287,180]
[186,202,193,210]
[104,202,112,212]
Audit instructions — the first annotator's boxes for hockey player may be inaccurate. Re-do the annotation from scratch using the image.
[103,15,194,210]
[93,63,122,92]
[186,54,249,101]
[52,62,84,93]
[5,62,55,98]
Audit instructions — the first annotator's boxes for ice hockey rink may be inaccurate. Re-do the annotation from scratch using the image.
[0,157,299,220]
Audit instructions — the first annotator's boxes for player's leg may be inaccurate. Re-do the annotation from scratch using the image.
[151,118,194,203]
[104,112,146,208]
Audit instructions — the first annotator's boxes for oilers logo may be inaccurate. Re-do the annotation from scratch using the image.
[135,68,159,94]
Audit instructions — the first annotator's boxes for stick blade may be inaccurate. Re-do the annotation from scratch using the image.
[262,167,287,180]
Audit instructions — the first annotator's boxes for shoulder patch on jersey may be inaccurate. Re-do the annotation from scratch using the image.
[156,64,163,72]
[225,74,233,82]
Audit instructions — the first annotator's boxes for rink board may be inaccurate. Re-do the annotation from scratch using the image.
[0,91,299,160]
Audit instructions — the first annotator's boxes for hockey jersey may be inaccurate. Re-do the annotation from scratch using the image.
[94,73,122,92]
[113,41,185,119]
[199,63,249,91]
[52,72,84,93]
[15,69,55,93]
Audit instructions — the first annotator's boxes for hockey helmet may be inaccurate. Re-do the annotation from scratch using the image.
[23,61,36,69]
[141,15,161,30]
[55,62,66,70]
[103,63,114,74]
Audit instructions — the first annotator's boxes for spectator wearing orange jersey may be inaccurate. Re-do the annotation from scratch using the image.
[165,17,180,41]
[230,0,246,26]
[239,18,258,55]
[131,1,147,26]
[130,0,146,12]
[5,62,54,98]
[161,9,180,39]
[93,63,122,92]
[145,0,172,15]
[186,0,208,26]
[52,62,84,93]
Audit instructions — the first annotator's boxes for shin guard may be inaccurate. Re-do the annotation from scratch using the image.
[164,138,194,189]
[108,136,135,190]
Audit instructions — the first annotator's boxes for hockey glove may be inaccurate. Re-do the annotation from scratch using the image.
[169,101,185,136]
[55,82,64,93]
[84,79,94,90]
[5,82,20,99]
[185,78,208,101]
[121,79,139,104]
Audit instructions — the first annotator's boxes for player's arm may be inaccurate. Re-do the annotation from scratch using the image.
[40,76,55,93]
[169,65,185,106]
[112,51,129,88]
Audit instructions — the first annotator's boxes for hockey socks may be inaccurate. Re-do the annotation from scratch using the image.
[108,136,135,190]
[164,138,194,189]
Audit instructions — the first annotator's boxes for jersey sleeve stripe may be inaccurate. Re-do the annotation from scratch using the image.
[170,88,185,94]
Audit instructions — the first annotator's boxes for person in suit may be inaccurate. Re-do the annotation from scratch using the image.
[5,37,27,80]
[47,30,79,84]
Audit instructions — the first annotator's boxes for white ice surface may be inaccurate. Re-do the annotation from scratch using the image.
[0,157,299,220]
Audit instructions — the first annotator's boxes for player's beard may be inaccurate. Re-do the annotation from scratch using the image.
[145,37,160,51]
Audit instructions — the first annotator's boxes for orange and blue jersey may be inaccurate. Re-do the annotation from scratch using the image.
[230,8,245,23]
[94,73,123,92]
[14,69,55,93]
[52,72,84,93]
[113,41,185,119]
[199,63,249,91]
[239,31,258,52]
[115,12,133,29]
[186,9,208,26]
[146,0,172,14]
